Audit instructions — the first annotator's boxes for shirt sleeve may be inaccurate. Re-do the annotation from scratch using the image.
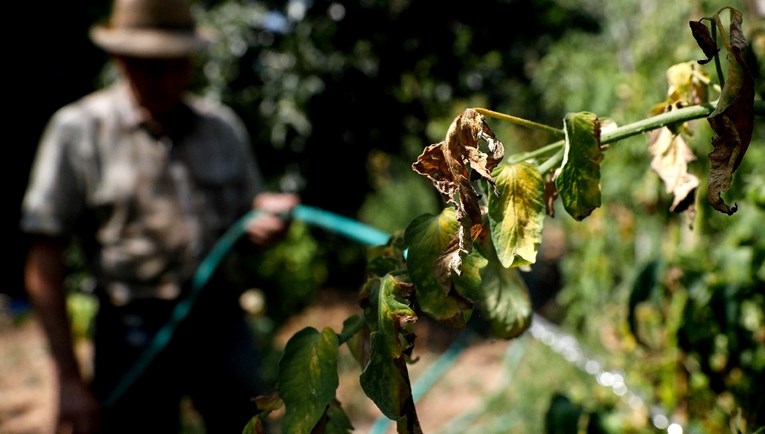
[20,107,86,238]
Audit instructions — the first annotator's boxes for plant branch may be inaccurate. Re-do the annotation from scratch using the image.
[601,102,715,143]
[527,100,765,175]
[474,107,565,138]
[337,313,367,345]
[506,140,564,165]
[537,147,564,175]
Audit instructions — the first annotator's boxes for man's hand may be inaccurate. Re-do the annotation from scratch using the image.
[247,192,300,245]
[56,377,101,434]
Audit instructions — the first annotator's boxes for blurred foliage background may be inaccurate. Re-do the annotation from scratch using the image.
[8,0,764,432]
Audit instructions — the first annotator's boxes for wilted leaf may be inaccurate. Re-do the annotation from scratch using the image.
[544,177,558,217]
[652,62,709,114]
[689,19,719,64]
[705,7,755,215]
[554,112,603,221]
[488,162,546,268]
[360,332,422,434]
[412,108,504,242]
[278,327,340,433]
[648,127,699,218]
[360,274,422,433]
[375,274,417,358]
[452,248,489,300]
[405,208,473,326]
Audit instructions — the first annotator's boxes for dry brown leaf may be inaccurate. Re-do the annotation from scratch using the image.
[412,108,505,244]
[705,7,755,215]
[648,127,699,220]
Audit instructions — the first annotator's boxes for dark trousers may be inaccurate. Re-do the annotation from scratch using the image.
[91,284,263,433]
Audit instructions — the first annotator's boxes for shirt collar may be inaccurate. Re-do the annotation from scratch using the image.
[112,80,198,140]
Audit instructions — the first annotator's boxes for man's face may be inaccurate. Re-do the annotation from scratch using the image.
[117,55,192,117]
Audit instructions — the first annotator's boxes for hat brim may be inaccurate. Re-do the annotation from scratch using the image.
[90,25,215,58]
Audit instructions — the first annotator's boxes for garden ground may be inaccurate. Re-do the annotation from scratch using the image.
[0,288,524,434]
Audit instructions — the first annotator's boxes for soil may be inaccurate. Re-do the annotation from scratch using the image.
[0,289,509,434]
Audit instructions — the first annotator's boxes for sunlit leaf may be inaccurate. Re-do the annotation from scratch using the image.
[462,242,532,339]
[554,112,603,221]
[488,162,546,268]
[375,274,417,358]
[652,62,709,114]
[412,108,504,242]
[452,249,489,299]
[704,7,755,215]
[648,127,699,218]
[405,208,473,326]
[278,327,339,433]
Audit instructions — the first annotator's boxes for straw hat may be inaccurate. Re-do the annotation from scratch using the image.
[90,0,215,58]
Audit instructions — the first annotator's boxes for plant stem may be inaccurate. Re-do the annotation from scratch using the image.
[337,313,367,345]
[506,140,563,164]
[600,103,714,143]
[537,147,564,175]
[474,107,565,138]
[530,100,765,175]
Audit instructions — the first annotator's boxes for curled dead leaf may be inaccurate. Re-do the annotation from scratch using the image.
[704,7,755,215]
[412,108,505,259]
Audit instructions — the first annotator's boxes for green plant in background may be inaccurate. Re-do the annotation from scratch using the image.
[241,5,763,433]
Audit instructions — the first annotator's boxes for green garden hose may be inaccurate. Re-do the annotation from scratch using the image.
[103,205,392,407]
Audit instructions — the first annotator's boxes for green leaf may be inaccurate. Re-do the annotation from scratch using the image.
[360,332,416,422]
[555,112,603,220]
[405,209,473,326]
[453,249,489,298]
[360,274,422,432]
[463,242,532,339]
[278,327,339,434]
[488,162,546,267]
[375,274,418,358]
[341,314,369,368]
[323,400,354,434]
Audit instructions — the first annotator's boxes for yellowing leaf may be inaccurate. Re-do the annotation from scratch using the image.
[648,127,699,217]
[404,208,474,326]
[554,112,603,221]
[488,162,546,268]
[278,327,340,433]
[652,62,709,115]
[412,108,504,241]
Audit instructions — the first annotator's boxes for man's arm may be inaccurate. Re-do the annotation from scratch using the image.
[24,236,100,434]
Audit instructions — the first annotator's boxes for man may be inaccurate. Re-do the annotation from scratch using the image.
[20,0,299,432]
